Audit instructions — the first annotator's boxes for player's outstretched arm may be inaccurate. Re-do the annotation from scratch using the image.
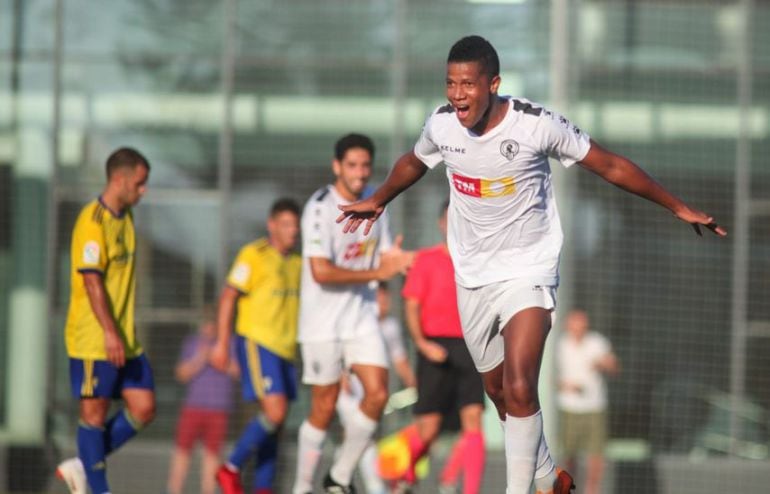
[337,151,428,235]
[579,139,727,237]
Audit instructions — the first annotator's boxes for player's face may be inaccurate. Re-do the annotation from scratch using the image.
[268,210,300,253]
[446,61,501,130]
[333,147,373,200]
[119,164,149,207]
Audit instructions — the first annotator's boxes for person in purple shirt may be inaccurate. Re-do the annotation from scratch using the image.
[167,312,239,494]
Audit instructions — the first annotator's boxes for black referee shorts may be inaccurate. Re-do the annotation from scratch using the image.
[413,337,485,416]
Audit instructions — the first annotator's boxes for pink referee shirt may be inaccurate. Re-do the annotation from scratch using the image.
[401,244,463,338]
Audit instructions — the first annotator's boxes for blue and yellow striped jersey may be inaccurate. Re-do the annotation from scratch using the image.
[64,198,142,360]
[227,238,301,360]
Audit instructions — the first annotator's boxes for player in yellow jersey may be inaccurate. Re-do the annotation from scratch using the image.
[211,198,302,494]
[56,148,153,494]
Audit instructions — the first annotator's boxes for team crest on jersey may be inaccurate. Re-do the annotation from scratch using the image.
[451,173,516,198]
[500,139,519,160]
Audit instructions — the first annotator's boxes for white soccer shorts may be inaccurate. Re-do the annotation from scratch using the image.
[300,331,389,385]
[457,280,558,373]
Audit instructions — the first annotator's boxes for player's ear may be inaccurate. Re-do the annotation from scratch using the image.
[489,74,501,95]
[332,159,342,177]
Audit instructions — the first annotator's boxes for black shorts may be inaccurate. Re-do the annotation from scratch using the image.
[413,337,485,416]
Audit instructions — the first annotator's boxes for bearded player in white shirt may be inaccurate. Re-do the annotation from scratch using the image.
[293,133,413,494]
[338,36,726,494]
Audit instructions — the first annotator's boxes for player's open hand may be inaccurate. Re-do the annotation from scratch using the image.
[104,328,126,367]
[209,342,229,372]
[674,206,727,237]
[337,198,384,235]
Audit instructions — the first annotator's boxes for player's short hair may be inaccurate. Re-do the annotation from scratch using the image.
[447,35,500,79]
[105,147,150,179]
[269,197,301,218]
[378,280,389,291]
[335,133,375,162]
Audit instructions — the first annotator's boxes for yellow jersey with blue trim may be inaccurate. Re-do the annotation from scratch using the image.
[64,199,142,360]
[227,238,301,360]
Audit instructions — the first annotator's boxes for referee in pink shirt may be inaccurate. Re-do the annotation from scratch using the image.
[397,200,486,494]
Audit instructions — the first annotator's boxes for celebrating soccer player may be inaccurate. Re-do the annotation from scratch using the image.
[338,35,725,494]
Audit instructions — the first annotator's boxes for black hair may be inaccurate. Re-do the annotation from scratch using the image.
[378,280,389,291]
[106,147,150,179]
[447,35,500,78]
[270,197,301,218]
[334,133,375,162]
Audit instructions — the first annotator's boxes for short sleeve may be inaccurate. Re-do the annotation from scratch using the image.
[302,198,334,259]
[401,252,427,301]
[227,246,257,293]
[536,108,591,168]
[413,115,444,169]
[72,213,107,273]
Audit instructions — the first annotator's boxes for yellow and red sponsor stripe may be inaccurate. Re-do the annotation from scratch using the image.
[451,173,516,198]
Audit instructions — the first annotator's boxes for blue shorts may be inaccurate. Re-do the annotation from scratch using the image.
[236,335,297,402]
[69,353,155,399]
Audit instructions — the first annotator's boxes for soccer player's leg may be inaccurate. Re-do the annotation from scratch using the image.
[292,340,342,494]
[445,339,486,494]
[324,332,389,490]
[496,283,571,494]
[110,354,156,453]
[58,358,120,494]
[250,347,296,493]
[401,347,452,485]
[219,338,291,493]
[500,307,552,494]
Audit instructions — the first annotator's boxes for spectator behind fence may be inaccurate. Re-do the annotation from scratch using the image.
[166,310,238,494]
[557,310,620,494]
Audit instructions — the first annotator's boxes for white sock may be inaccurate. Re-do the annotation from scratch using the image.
[504,411,544,494]
[330,407,378,486]
[336,390,359,429]
[533,429,557,492]
[358,441,386,494]
[292,420,327,494]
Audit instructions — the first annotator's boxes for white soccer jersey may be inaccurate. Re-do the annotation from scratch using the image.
[298,185,393,343]
[414,97,591,288]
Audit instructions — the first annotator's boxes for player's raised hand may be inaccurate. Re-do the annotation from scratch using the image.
[209,341,229,372]
[674,205,727,237]
[337,197,384,235]
[104,327,126,367]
